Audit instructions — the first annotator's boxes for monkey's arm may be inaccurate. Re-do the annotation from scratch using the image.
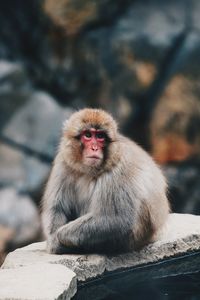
[42,158,70,254]
[56,173,135,253]
[43,205,68,254]
[56,211,133,253]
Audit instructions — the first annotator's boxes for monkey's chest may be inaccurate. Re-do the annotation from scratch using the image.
[74,178,95,215]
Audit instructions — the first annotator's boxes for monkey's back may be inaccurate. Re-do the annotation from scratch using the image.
[115,135,170,242]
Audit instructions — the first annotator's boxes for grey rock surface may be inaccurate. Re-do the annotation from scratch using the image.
[1,213,200,300]
[2,242,106,282]
[0,60,27,84]
[0,263,77,300]
[3,91,73,158]
[0,144,50,193]
[0,188,40,248]
[0,60,29,131]
[0,92,73,193]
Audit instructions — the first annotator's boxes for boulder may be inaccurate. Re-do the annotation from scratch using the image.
[1,213,200,299]
[150,32,200,164]
[0,188,40,250]
[0,92,73,193]
[163,163,200,214]
[0,264,77,300]
[0,144,50,193]
[0,60,29,131]
[3,91,73,158]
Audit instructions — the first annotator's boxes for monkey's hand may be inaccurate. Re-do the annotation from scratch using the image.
[47,232,69,254]
[56,213,93,249]
[56,226,75,248]
[56,213,131,253]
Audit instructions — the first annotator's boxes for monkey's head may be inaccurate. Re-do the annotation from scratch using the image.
[61,108,120,175]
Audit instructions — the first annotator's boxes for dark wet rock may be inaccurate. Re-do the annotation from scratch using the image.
[0,0,199,134]
[150,32,200,163]
[164,162,200,214]
[44,0,131,36]
[71,0,186,122]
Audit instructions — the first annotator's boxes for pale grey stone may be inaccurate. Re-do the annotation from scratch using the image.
[0,143,50,192]
[0,263,77,300]
[2,242,106,282]
[0,188,40,247]
[2,213,200,285]
[3,91,73,157]
[0,92,73,192]
[0,60,27,88]
[106,213,200,271]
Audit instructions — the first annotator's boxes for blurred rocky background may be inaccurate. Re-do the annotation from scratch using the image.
[0,0,200,264]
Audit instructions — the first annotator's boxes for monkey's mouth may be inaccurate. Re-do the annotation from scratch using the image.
[85,156,103,166]
[86,155,101,160]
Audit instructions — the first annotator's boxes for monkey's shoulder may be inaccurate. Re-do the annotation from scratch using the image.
[118,134,155,164]
[117,134,165,183]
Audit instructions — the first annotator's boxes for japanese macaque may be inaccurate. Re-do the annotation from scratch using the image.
[42,108,169,254]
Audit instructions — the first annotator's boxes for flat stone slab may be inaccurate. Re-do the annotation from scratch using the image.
[1,213,200,299]
[0,263,77,300]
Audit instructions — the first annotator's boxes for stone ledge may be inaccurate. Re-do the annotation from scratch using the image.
[0,264,77,300]
[1,213,200,299]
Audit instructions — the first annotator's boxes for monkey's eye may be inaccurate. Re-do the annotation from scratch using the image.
[96,132,106,140]
[83,131,92,139]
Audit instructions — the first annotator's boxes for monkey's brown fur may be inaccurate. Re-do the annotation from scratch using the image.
[42,108,169,254]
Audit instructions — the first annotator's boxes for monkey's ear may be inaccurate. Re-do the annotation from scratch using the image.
[63,120,69,131]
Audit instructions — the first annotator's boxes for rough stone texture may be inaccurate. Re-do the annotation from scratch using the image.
[150,32,200,164]
[0,60,29,131]
[2,214,200,286]
[0,91,73,194]
[0,144,50,193]
[0,188,40,249]
[0,263,77,300]
[1,213,200,299]
[2,243,106,282]
[163,163,200,214]
[3,91,73,158]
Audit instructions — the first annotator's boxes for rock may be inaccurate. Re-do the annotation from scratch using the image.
[1,213,200,299]
[2,242,106,282]
[0,92,73,193]
[63,0,194,141]
[0,188,40,249]
[2,214,200,281]
[150,83,200,164]
[163,162,200,214]
[0,60,27,85]
[0,60,29,131]
[44,0,131,36]
[0,264,77,300]
[3,91,73,158]
[0,144,50,193]
[150,32,200,164]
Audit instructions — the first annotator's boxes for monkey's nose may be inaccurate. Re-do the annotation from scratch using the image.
[91,144,98,151]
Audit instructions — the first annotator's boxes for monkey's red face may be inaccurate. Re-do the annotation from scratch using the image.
[80,128,106,167]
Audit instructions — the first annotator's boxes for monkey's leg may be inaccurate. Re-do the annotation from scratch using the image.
[57,213,131,252]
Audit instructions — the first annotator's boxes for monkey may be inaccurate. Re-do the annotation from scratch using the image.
[42,108,170,254]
